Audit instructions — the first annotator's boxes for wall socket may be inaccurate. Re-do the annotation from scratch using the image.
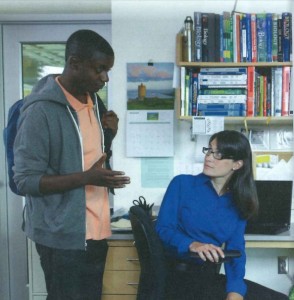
[278,256,289,274]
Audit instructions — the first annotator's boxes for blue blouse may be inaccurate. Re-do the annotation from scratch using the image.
[155,173,247,296]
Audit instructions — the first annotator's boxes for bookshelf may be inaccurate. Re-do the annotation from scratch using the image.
[175,33,293,123]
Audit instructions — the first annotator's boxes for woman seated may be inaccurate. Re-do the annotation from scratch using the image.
[156,130,288,300]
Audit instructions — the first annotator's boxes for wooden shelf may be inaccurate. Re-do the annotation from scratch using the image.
[177,115,293,125]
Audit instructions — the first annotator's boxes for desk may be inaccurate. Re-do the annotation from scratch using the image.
[245,225,294,248]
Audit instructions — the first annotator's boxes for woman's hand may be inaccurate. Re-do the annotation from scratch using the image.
[226,292,243,300]
[189,241,224,263]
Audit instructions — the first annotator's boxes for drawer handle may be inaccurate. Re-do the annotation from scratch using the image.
[126,258,139,262]
[127,282,139,286]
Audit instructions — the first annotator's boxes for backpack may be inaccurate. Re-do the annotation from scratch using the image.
[3,99,24,195]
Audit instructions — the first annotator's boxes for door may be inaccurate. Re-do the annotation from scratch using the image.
[1,22,111,300]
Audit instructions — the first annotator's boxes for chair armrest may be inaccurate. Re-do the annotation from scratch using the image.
[189,250,241,262]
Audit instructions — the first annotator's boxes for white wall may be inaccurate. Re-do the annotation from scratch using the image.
[112,0,294,295]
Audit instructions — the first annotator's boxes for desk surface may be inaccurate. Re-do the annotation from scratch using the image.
[110,225,294,249]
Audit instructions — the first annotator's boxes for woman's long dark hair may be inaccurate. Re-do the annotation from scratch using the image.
[209,130,259,220]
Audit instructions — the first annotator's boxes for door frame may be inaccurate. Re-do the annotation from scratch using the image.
[0,18,111,300]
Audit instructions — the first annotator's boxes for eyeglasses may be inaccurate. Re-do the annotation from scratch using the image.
[202,147,234,160]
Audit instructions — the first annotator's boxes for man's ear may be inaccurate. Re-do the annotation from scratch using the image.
[233,160,244,170]
[68,56,81,70]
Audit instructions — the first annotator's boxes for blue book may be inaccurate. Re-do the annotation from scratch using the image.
[246,13,252,62]
[256,13,267,62]
[198,110,246,116]
[191,73,198,116]
[266,13,273,62]
[219,14,224,61]
[198,103,246,111]
[282,12,292,61]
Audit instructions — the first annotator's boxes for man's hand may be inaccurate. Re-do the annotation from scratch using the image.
[101,110,118,137]
[86,154,130,188]
[189,241,224,263]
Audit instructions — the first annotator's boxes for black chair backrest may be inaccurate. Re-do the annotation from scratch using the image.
[129,205,167,300]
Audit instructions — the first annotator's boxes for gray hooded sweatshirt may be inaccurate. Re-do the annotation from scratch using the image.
[13,74,106,250]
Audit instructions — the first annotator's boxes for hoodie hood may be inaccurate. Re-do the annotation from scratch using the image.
[22,74,68,111]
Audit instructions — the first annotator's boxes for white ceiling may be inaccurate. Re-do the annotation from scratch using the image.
[0,0,111,14]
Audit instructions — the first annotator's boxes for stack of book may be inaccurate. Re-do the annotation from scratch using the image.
[180,66,291,117]
[197,67,247,116]
[181,11,292,62]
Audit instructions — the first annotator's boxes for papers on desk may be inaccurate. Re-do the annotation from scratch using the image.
[111,219,132,231]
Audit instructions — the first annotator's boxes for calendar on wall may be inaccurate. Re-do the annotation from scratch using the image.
[126,110,174,157]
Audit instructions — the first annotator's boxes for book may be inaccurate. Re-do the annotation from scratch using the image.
[241,13,247,62]
[281,66,291,116]
[223,11,233,62]
[198,110,246,116]
[214,14,221,62]
[199,88,246,95]
[191,72,198,116]
[233,12,241,62]
[194,12,202,62]
[266,13,272,62]
[198,94,246,102]
[247,66,255,116]
[273,67,283,116]
[246,13,252,62]
[205,13,216,62]
[272,13,279,61]
[201,13,209,62]
[198,103,246,111]
[251,14,257,62]
[256,13,267,62]
[219,14,224,62]
[282,12,292,61]
[277,16,283,61]
[199,67,247,74]
[180,67,186,116]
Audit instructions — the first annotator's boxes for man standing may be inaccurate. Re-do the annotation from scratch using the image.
[13,29,130,300]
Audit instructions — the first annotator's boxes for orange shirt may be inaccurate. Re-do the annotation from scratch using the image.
[56,77,111,241]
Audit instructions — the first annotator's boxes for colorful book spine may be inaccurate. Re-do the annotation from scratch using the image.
[272,13,279,62]
[194,12,202,62]
[246,13,252,62]
[273,67,283,116]
[241,13,247,62]
[251,14,257,62]
[277,16,284,62]
[282,12,292,62]
[180,67,186,116]
[198,103,246,110]
[247,66,255,116]
[198,94,246,102]
[281,66,291,116]
[202,13,209,62]
[214,14,221,62]
[256,13,267,62]
[219,14,224,62]
[199,88,246,95]
[192,72,198,116]
[198,110,246,116]
[232,13,239,62]
[266,13,273,62]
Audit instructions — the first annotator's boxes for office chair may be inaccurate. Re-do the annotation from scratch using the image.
[129,205,241,300]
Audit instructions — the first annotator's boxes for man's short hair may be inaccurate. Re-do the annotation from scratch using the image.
[65,29,114,61]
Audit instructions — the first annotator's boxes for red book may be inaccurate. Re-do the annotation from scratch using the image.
[281,66,291,116]
[246,66,255,116]
[251,14,257,62]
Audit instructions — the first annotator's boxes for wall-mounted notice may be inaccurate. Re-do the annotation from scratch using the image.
[126,110,174,157]
[192,116,224,135]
